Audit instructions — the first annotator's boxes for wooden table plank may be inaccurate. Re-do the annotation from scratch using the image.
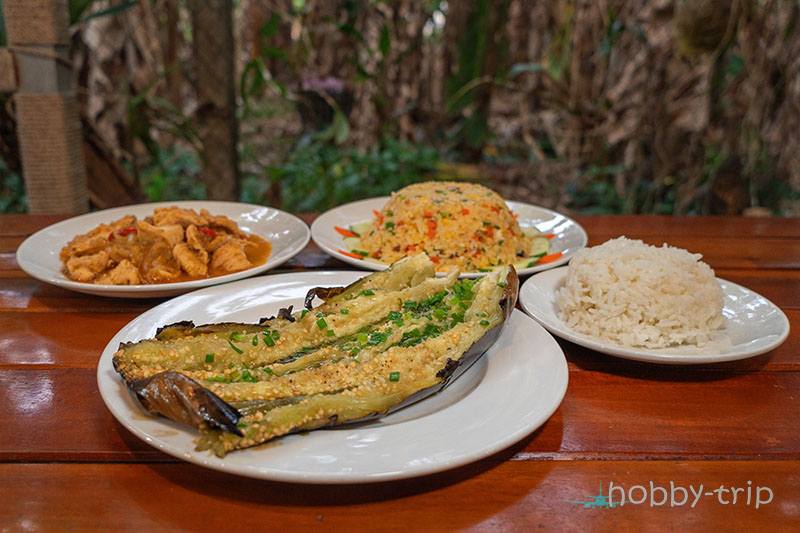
[0,213,798,530]
[1,368,797,462]
[0,461,796,530]
[0,312,139,367]
[575,215,800,239]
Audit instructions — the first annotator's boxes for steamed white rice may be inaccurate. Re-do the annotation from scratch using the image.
[556,237,724,348]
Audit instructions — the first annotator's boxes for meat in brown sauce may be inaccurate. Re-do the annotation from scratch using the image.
[60,207,271,285]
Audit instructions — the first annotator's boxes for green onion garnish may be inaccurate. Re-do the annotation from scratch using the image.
[327,329,335,337]
[341,309,350,314]
[301,309,309,319]
[389,371,400,382]
[229,331,249,342]
[262,332,275,346]
[227,340,244,354]
[252,335,258,346]
[205,353,215,363]
[316,317,327,329]
[479,320,490,326]
[360,289,375,296]
[357,332,368,344]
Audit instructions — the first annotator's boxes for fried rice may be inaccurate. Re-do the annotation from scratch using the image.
[359,181,531,272]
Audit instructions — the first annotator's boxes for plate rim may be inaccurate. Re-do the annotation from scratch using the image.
[310,196,588,278]
[16,200,311,298]
[96,270,569,483]
[519,266,791,364]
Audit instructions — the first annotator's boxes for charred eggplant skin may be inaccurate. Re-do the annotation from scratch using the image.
[130,371,243,436]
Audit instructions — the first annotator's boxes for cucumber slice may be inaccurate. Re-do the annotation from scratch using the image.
[349,221,373,236]
[529,236,551,257]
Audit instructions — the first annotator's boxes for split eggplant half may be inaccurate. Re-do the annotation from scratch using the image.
[113,254,518,457]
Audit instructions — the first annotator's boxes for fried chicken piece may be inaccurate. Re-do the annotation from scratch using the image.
[85,215,137,238]
[185,224,214,253]
[136,220,184,247]
[65,251,110,281]
[200,209,242,236]
[210,242,252,272]
[141,241,181,283]
[96,259,142,285]
[173,243,209,277]
[153,207,206,228]
[60,235,108,263]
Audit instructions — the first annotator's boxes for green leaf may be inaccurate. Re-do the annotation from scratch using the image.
[68,0,95,25]
[259,13,281,38]
[76,0,139,24]
[379,24,391,58]
[338,23,364,42]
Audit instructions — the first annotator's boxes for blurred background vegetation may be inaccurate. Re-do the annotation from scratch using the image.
[1,0,799,215]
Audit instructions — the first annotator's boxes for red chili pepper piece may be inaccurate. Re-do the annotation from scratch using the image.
[199,227,217,238]
[116,227,137,237]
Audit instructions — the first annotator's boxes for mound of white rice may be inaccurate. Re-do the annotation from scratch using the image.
[556,237,724,348]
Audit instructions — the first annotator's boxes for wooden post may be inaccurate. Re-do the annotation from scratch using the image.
[2,0,88,214]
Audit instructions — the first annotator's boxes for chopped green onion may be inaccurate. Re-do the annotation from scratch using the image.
[237,422,248,428]
[341,309,350,314]
[205,353,215,363]
[475,312,487,317]
[387,310,403,321]
[327,329,335,336]
[263,367,274,375]
[357,332,368,344]
[262,332,275,346]
[252,335,258,346]
[271,330,280,339]
[360,289,375,296]
[389,371,400,382]
[227,339,244,354]
[229,331,249,342]
[316,317,327,330]
[316,312,326,317]
[205,375,230,383]
[301,309,309,319]
[385,221,395,229]
[479,320,490,326]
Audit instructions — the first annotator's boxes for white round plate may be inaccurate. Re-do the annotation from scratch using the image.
[17,201,310,298]
[311,197,587,278]
[97,271,568,483]
[519,266,790,364]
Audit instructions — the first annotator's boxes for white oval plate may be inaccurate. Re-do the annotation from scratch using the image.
[311,197,587,278]
[97,271,568,483]
[519,266,790,364]
[17,201,310,298]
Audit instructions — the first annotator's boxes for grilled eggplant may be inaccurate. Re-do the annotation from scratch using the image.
[113,254,518,456]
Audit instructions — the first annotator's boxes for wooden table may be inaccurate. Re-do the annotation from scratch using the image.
[1,214,798,531]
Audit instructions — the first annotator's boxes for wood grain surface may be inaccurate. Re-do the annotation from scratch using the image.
[1,213,798,531]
